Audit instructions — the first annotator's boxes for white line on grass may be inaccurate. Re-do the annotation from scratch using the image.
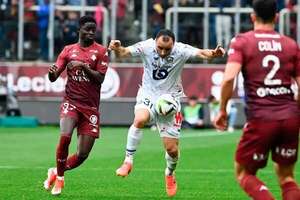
[0,166,274,174]
[181,131,237,138]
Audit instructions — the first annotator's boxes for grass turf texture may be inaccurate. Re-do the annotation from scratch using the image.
[0,127,299,199]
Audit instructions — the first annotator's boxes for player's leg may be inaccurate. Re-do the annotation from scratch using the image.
[235,120,278,200]
[272,117,300,200]
[274,163,300,200]
[235,162,274,200]
[65,134,95,171]
[116,108,150,177]
[162,137,179,197]
[157,110,182,197]
[50,117,77,195]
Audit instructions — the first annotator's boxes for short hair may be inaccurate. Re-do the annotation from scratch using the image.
[155,29,175,42]
[252,0,277,23]
[79,15,96,28]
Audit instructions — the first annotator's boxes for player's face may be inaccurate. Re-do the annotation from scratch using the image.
[155,36,174,58]
[79,22,96,43]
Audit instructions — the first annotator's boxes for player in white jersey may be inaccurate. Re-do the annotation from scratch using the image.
[109,29,225,197]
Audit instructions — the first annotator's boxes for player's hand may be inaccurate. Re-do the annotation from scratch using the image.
[212,45,225,58]
[108,40,121,51]
[67,60,85,70]
[49,64,58,74]
[213,110,228,131]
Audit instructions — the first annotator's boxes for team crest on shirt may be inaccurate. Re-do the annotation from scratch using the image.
[91,54,97,61]
[89,115,98,125]
[166,56,174,63]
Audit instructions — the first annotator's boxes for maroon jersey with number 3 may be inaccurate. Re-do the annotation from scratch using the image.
[56,42,108,109]
[228,30,300,120]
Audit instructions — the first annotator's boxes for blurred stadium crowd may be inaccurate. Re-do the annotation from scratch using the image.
[0,0,297,62]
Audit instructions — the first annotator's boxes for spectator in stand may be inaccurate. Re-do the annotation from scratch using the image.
[149,0,169,38]
[182,95,205,129]
[208,94,220,125]
[63,11,79,45]
[66,0,80,5]
[54,10,64,55]
[37,0,50,60]
[213,0,234,49]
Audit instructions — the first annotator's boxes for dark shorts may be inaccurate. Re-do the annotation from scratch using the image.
[235,117,299,170]
[60,101,100,138]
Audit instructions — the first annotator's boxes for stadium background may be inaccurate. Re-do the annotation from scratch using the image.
[0,0,299,199]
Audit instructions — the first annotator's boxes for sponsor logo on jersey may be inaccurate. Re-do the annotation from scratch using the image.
[256,86,291,97]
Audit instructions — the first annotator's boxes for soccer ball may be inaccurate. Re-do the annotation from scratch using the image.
[155,94,179,116]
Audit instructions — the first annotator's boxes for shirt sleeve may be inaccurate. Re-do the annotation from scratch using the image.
[96,48,109,74]
[227,35,245,64]
[127,39,150,57]
[177,42,199,60]
[55,46,68,71]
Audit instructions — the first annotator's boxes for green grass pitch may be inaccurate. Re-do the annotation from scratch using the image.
[0,126,299,199]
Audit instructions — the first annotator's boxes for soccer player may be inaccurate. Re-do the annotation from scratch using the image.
[214,0,300,199]
[43,16,108,195]
[109,29,225,197]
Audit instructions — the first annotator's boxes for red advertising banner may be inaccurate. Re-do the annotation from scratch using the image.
[0,63,244,99]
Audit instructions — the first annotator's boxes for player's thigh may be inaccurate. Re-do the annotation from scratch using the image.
[274,162,296,184]
[134,94,155,124]
[77,108,100,139]
[235,120,280,170]
[59,101,79,134]
[271,117,299,166]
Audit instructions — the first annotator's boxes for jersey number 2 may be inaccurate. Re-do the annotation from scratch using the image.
[262,55,282,86]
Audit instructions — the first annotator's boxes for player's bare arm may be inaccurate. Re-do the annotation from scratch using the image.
[48,64,63,82]
[68,60,105,84]
[108,40,131,58]
[196,45,225,60]
[294,76,300,106]
[214,62,241,131]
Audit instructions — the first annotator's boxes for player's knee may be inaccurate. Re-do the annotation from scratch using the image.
[274,164,295,185]
[77,151,89,159]
[166,146,178,158]
[133,117,147,128]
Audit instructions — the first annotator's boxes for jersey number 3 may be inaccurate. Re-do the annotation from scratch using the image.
[262,55,282,86]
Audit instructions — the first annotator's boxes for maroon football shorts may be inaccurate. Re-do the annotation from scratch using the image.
[235,117,299,170]
[60,101,100,138]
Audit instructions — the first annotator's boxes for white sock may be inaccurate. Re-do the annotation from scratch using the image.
[124,124,143,164]
[165,152,178,176]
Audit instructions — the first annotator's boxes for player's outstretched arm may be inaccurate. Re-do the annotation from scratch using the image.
[108,40,132,58]
[48,64,63,82]
[196,45,225,60]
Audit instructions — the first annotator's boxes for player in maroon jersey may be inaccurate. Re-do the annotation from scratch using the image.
[43,16,108,196]
[214,0,300,199]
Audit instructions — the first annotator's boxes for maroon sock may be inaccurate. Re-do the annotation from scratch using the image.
[281,181,300,200]
[240,174,275,200]
[56,134,71,177]
[65,154,87,171]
